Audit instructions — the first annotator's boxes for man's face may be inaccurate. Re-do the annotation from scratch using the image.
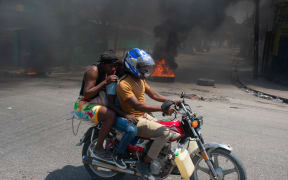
[102,63,117,75]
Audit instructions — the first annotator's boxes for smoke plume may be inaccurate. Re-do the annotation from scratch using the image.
[153,0,240,69]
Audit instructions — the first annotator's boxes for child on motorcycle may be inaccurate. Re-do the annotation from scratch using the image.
[106,61,139,169]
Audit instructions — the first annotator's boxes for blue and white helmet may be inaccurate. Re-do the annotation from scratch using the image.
[124,48,155,78]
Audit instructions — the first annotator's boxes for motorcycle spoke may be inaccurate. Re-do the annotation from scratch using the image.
[213,155,219,168]
[223,168,237,175]
[197,165,210,174]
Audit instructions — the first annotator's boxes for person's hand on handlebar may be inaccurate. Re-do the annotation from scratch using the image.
[166,106,177,115]
[161,100,177,116]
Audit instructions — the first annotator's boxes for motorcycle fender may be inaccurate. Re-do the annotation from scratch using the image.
[204,143,233,153]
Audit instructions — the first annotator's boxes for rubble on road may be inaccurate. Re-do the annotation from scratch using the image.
[159,91,231,103]
[241,87,284,104]
[197,78,215,86]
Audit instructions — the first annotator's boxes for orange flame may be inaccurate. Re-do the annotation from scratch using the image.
[151,59,175,77]
[26,69,37,76]
[27,71,37,75]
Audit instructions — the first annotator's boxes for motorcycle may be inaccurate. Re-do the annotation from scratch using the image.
[76,92,246,180]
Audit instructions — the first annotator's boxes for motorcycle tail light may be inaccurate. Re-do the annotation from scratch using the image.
[192,120,198,128]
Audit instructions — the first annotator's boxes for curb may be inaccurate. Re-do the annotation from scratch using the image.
[236,78,288,104]
[233,56,288,104]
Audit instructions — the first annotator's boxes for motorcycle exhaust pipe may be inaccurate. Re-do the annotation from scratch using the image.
[83,156,140,176]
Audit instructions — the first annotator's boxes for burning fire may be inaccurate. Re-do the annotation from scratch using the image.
[27,71,37,76]
[151,59,175,78]
[26,69,37,76]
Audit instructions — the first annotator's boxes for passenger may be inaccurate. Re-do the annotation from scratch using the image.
[74,50,118,161]
[105,61,139,169]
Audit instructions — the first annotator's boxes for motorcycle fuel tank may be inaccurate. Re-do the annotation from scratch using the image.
[158,120,185,141]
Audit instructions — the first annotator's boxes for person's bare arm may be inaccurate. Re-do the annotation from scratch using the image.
[125,96,162,113]
[145,86,169,102]
[83,67,117,99]
[107,95,138,124]
[107,95,126,117]
[83,67,107,99]
[145,85,181,105]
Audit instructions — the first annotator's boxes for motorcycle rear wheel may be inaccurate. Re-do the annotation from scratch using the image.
[191,148,246,180]
[82,139,125,180]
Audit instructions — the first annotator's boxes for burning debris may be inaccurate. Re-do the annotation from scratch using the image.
[152,59,175,77]
[26,70,38,76]
[24,67,39,76]
[151,59,175,82]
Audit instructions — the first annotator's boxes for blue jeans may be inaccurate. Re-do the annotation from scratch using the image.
[114,117,138,154]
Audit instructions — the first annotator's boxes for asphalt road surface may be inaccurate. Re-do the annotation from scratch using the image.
[0,49,287,180]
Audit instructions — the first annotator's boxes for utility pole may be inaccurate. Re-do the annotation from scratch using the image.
[253,0,260,79]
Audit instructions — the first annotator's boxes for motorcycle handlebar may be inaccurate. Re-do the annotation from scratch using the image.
[177,101,193,116]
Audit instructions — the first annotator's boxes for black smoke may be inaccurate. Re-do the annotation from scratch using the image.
[0,0,252,74]
[153,0,240,69]
[0,1,60,74]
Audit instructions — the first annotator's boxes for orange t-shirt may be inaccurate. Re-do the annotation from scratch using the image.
[116,75,150,117]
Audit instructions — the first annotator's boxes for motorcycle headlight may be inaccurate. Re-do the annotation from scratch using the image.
[192,116,203,129]
[191,120,198,128]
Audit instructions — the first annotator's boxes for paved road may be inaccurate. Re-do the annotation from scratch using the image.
[0,49,288,180]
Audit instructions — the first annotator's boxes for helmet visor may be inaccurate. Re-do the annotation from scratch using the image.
[138,65,154,78]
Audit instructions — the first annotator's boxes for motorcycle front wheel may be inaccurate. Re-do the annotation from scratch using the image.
[82,139,125,180]
[191,148,246,180]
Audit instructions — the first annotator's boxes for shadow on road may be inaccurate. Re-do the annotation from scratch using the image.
[45,165,137,180]
[45,165,91,180]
